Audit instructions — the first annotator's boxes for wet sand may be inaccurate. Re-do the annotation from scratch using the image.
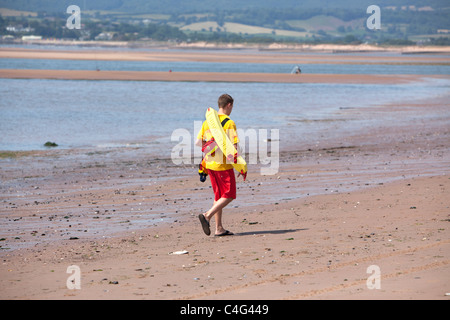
[0,48,449,300]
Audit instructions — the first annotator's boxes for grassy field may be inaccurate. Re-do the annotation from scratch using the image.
[286,15,365,32]
[1,6,446,43]
[0,8,37,17]
[181,21,311,38]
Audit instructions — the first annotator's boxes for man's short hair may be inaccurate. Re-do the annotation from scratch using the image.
[218,94,234,108]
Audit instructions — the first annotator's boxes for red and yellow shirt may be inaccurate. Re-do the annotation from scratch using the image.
[197,114,240,171]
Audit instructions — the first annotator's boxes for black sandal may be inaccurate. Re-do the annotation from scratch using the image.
[198,214,211,236]
[215,230,234,237]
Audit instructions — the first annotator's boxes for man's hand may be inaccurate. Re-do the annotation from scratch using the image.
[237,171,247,181]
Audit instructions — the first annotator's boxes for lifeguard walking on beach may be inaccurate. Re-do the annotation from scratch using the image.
[196,94,245,237]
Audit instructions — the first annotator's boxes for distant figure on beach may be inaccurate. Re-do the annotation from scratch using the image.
[196,94,245,237]
[291,65,301,74]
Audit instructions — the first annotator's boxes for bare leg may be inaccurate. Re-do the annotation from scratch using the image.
[204,198,233,234]
[214,208,225,235]
[205,198,233,220]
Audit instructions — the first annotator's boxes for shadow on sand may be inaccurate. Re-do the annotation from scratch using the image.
[235,228,308,236]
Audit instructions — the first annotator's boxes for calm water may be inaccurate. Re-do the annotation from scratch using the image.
[1,57,449,75]
[1,75,449,153]
[1,48,450,153]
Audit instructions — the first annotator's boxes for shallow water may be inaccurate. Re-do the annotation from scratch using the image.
[1,57,449,75]
[0,76,449,153]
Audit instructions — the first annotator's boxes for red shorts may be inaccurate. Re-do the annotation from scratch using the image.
[207,169,236,201]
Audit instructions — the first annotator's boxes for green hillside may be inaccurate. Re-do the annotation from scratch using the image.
[0,0,449,14]
[1,0,449,44]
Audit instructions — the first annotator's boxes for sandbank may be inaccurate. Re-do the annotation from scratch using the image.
[0,69,441,84]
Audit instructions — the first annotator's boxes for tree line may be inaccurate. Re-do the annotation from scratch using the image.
[1,9,449,45]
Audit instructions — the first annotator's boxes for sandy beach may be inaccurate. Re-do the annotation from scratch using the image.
[0,68,434,84]
[1,99,449,300]
[0,48,449,300]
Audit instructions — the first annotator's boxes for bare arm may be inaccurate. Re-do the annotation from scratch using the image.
[195,139,204,148]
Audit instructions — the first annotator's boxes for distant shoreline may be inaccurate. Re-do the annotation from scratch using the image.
[2,39,450,54]
[1,46,449,66]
